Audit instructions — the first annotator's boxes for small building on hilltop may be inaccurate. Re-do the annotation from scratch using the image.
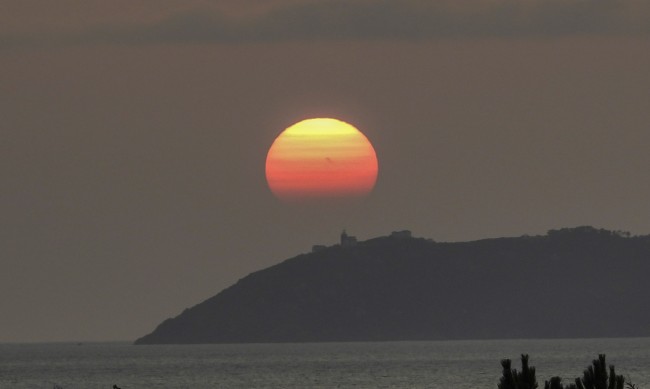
[340,230,357,247]
[390,230,412,239]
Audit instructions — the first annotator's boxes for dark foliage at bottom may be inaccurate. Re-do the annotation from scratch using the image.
[499,354,629,389]
[499,354,538,389]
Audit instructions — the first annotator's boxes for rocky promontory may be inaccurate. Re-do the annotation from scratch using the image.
[135,227,650,344]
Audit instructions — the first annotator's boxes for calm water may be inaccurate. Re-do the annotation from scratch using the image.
[1,338,649,388]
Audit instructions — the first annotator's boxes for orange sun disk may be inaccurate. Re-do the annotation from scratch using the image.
[266,118,378,201]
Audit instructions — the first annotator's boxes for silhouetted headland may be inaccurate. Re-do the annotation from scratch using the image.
[135,226,650,344]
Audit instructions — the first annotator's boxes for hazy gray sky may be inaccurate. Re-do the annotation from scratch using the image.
[2,0,650,342]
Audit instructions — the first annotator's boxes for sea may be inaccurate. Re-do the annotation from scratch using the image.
[1,338,649,388]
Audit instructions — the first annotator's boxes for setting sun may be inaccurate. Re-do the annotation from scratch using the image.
[266,118,378,201]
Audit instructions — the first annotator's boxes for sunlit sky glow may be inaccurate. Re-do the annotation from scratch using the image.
[2,0,650,342]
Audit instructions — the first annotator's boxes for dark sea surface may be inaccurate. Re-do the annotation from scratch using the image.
[1,338,649,388]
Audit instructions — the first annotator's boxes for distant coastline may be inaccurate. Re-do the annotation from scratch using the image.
[135,226,650,344]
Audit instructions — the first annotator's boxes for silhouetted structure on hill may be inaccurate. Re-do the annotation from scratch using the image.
[390,230,412,239]
[340,230,357,247]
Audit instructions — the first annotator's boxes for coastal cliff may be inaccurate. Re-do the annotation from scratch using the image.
[135,227,650,344]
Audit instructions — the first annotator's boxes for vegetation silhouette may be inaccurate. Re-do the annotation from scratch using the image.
[499,354,631,389]
[498,354,538,389]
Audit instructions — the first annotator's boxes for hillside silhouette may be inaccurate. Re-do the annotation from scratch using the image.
[135,227,650,344]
